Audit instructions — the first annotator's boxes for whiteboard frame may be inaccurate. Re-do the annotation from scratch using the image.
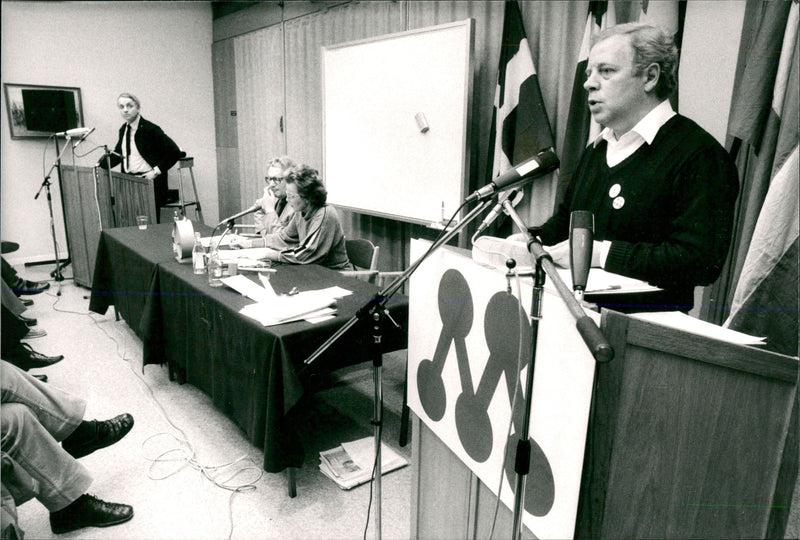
[321,19,474,226]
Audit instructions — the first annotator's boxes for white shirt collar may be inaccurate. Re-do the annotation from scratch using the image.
[128,115,141,131]
[593,100,676,147]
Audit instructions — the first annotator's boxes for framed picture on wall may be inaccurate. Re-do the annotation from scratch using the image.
[4,83,84,139]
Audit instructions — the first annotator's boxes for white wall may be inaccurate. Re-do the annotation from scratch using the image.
[679,0,747,145]
[1,1,218,266]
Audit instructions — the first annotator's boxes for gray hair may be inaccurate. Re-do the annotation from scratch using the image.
[267,155,297,172]
[593,23,679,100]
[117,92,141,108]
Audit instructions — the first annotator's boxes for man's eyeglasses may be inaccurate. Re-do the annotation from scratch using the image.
[265,176,284,184]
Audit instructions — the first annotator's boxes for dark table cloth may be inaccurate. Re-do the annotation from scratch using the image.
[89,223,408,472]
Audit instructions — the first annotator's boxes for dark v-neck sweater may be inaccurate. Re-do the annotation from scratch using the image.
[533,115,739,310]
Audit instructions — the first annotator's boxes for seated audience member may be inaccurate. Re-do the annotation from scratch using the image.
[1,360,135,536]
[2,279,37,327]
[231,165,352,270]
[2,256,49,296]
[252,156,297,235]
[1,305,63,373]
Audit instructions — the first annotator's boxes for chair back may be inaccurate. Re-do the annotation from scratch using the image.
[345,238,379,272]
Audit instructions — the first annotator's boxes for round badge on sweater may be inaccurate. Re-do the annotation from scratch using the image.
[612,196,625,210]
[608,183,621,198]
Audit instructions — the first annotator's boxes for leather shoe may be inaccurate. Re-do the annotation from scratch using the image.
[50,494,133,534]
[19,314,37,327]
[4,343,63,370]
[13,279,50,295]
[62,413,134,459]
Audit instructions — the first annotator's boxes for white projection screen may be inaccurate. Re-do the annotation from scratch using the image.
[322,19,474,226]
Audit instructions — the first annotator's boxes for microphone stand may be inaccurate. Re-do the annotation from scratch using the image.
[100,145,120,228]
[302,197,495,540]
[500,200,613,540]
[35,135,73,296]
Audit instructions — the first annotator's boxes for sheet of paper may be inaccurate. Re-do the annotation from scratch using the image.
[221,275,276,303]
[216,247,277,262]
[630,311,767,346]
[236,286,352,326]
[554,267,661,294]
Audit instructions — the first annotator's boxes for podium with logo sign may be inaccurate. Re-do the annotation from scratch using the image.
[407,241,798,539]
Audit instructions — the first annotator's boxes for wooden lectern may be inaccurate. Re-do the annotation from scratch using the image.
[411,307,798,539]
[576,309,798,539]
[59,165,156,287]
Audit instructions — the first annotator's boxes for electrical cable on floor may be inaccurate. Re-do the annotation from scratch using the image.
[77,304,262,540]
[362,416,383,540]
[487,269,527,540]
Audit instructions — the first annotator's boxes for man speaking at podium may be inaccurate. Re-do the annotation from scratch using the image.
[529,23,739,312]
[97,93,184,222]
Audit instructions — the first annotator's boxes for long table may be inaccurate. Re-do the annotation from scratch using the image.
[89,222,408,473]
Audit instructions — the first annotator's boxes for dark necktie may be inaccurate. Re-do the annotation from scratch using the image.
[124,124,131,172]
[275,198,286,217]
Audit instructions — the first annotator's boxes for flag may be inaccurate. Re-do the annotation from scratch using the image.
[485,0,555,235]
[724,1,799,358]
[637,0,685,110]
[557,1,615,207]
[637,0,681,37]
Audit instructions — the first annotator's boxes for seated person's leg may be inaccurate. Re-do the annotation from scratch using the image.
[1,403,92,513]
[1,313,63,371]
[0,362,134,458]
[0,360,85,440]
[1,404,134,534]
[2,256,49,295]
[1,280,26,318]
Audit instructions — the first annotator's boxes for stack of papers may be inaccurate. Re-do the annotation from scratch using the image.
[319,437,408,490]
[221,274,352,326]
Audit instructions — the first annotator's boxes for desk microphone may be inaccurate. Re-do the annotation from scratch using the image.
[569,210,594,301]
[217,205,259,227]
[55,127,94,137]
[466,148,559,202]
[473,189,523,238]
[72,127,95,149]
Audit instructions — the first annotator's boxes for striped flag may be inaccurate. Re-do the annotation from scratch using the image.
[485,0,555,235]
[557,1,615,206]
[637,0,685,110]
[724,1,799,358]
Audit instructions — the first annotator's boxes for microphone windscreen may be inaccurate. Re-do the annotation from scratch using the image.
[569,211,594,291]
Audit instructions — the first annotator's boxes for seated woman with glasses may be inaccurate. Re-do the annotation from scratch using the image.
[253,155,297,235]
[231,165,352,270]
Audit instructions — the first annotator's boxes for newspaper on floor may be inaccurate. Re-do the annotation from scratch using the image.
[319,436,408,490]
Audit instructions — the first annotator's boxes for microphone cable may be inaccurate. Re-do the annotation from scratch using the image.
[487,268,527,540]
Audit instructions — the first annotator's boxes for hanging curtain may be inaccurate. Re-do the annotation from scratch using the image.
[233,24,286,215]
[283,1,405,271]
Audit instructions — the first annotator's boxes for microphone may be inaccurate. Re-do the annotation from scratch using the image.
[55,127,94,138]
[217,205,259,227]
[473,189,523,238]
[71,127,95,148]
[569,210,594,300]
[466,147,559,202]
